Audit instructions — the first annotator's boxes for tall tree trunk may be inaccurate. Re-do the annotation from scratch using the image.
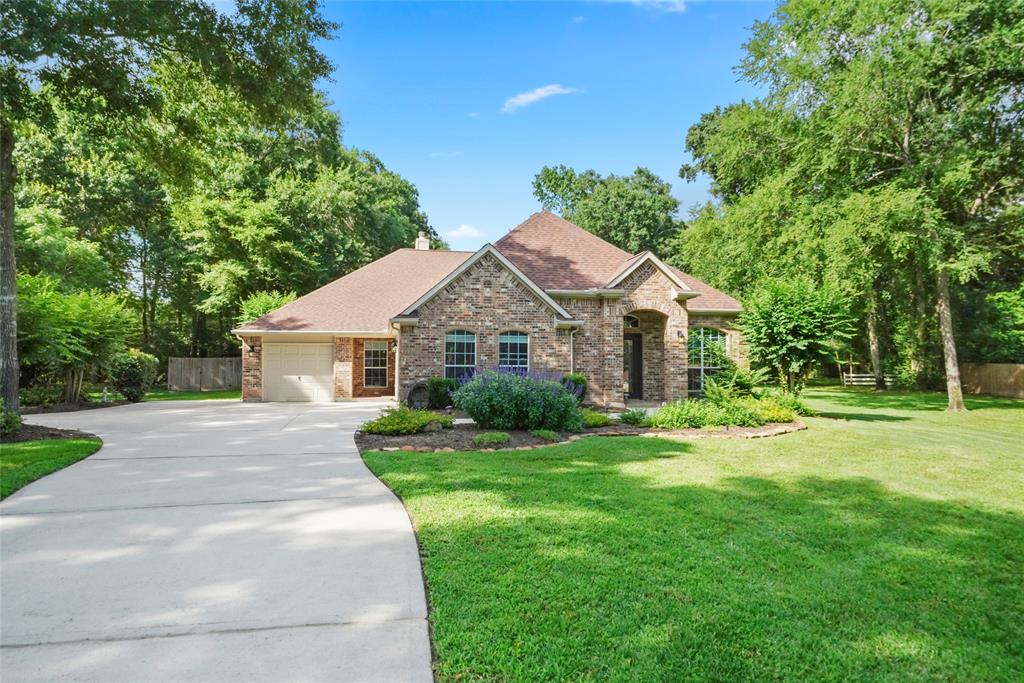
[866,291,886,390]
[0,124,19,412]
[935,269,966,412]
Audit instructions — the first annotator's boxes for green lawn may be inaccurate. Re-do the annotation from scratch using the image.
[86,388,241,402]
[363,388,1024,682]
[1,438,103,499]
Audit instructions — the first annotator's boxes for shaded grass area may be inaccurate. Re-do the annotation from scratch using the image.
[1,438,102,499]
[364,388,1024,681]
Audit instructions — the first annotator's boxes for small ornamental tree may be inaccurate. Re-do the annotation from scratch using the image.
[740,280,854,395]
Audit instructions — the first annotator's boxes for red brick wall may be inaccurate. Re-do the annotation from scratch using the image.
[241,336,262,401]
[398,253,571,400]
[333,337,353,399]
[352,338,396,398]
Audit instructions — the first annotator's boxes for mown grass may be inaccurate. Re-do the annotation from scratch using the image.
[363,387,1024,682]
[1,438,103,499]
[86,388,241,402]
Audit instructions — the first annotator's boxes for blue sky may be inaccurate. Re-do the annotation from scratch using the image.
[318,1,771,250]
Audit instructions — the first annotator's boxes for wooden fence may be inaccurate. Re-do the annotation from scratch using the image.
[167,357,242,392]
[960,363,1024,399]
[841,372,894,387]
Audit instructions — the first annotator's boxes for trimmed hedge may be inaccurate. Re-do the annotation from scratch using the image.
[109,349,159,402]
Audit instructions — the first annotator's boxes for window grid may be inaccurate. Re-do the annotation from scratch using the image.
[498,332,529,370]
[688,328,728,396]
[444,331,476,380]
[364,340,388,387]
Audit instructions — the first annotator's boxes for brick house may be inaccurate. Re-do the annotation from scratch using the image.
[233,212,743,407]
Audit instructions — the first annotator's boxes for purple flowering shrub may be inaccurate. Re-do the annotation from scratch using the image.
[452,368,583,432]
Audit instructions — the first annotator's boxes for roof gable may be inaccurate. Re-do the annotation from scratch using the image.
[396,244,574,321]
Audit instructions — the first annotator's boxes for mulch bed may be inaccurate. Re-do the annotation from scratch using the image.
[21,400,131,415]
[1,423,99,444]
[356,420,807,453]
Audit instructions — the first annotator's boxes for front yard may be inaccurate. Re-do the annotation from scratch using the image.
[363,387,1024,681]
[1,438,102,499]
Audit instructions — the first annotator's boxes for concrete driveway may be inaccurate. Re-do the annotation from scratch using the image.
[0,400,432,682]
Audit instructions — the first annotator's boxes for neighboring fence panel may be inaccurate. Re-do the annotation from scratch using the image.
[960,363,1024,399]
[841,373,894,387]
[167,357,242,391]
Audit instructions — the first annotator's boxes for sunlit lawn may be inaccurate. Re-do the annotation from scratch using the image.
[364,387,1024,682]
[1,439,103,499]
[86,388,241,402]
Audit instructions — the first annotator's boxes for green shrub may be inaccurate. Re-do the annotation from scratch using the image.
[619,408,650,426]
[361,406,454,435]
[742,397,797,423]
[770,393,817,416]
[453,370,583,432]
[1,399,23,437]
[109,349,160,402]
[473,431,511,446]
[561,372,588,403]
[528,429,560,442]
[19,384,64,407]
[581,408,612,428]
[650,399,763,429]
[426,376,457,409]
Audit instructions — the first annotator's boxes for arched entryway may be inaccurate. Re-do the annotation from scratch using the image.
[622,310,668,401]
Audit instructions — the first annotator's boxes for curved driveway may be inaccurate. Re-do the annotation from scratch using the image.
[1,400,431,682]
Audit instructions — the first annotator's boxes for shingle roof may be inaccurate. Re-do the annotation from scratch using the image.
[495,211,741,312]
[234,249,473,333]
[495,211,634,289]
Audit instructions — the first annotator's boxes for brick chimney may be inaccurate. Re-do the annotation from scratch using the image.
[414,232,430,250]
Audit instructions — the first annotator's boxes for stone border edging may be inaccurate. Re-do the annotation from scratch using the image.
[370,421,806,453]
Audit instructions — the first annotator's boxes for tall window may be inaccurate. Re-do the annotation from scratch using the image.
[688,328,728,396]
[498,331,529,370]
[444,330,476,380]
[364,341,388,387]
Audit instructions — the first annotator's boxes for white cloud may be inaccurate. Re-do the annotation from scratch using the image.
[627,0,686,12]
[501,84,578,113]
[444,224,483,241]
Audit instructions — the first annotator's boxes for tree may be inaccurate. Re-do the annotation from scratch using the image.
[236,290,298,327]
[533,165,682,254]
[0,0,337,410]
[740,280,855,396]
[14,206,113,290]
[681,0,1024,411]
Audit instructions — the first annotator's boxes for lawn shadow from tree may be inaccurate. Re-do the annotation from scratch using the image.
[814,410,911,422]
[369,438,1024,682]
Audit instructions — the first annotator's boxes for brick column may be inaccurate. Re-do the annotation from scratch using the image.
[664,308,689,401]
[241,336,262,402]
[334,337,353,400]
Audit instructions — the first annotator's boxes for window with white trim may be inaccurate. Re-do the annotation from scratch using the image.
[444,330,476,380]
[688,328,728,396]
[364,341,388,387]
[623,315,640,329]
[498,331,529,370]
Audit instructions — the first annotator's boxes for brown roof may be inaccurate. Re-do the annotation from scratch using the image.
[495,211,741,312]
[495,211,633,289]
[234,249,473,332]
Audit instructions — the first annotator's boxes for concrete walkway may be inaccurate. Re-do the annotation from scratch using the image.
[1,400,432,682]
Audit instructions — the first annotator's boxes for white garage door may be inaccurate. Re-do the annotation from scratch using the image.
[263,343,335,402]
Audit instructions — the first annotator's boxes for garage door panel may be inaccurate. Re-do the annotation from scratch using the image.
[264,343,334,402]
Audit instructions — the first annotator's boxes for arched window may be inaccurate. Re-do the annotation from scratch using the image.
[688,328,728,396]
[623,315,640,329]
[498,331,529,370]
[444,330,476,380]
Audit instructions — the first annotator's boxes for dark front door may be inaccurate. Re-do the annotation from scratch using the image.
[623,333,643,400]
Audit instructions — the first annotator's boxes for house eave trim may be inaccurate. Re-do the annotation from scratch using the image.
[548,288,626,299]
[231,328,394,336]
[688,308,743,315]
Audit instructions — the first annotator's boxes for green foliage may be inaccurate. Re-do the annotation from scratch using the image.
[561,372,588,404]
[16,273,133,376]
[19,384,63,407]
[740,397,797,424]
[361,406,453,436]
[236,290,298,327]
[427,377,457,409]
[618,409,651,427]
[650,399,763,429]
[1,438,104,499]
[109,349,160,403]
[533,165,682,254]
[767,393,816,417]
[581,408,612,429]
[14,206,114,291]
[529,429,561,442]
[1,399,23,437]
[741,280,855,395]
[473,432,511,447]
[453,371,583,432]
[958,283,1024,363]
